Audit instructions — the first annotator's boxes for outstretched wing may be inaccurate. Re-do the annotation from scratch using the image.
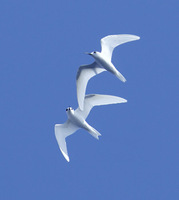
[101,34,140,61]
[75,94,127,120]
[54,120,79,162]
[76,62,106,110]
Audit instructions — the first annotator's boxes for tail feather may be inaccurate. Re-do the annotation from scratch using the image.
[116,71,126,82]
[85,123,101,140]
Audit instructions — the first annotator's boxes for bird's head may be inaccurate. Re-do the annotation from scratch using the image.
[66,106,74,114]
[66,107,74,112]
[66,107,74,118]
[85,51,100,58]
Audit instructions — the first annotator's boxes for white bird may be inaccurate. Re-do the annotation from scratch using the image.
[76,34,140,110]
[55,94,127,162]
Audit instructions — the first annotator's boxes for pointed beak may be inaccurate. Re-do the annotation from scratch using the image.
[85,52,91,55]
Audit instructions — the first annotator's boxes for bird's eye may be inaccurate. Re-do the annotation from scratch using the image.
[94,51,96,53]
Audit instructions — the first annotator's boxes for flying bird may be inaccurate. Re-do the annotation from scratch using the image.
[55,94,127,162]
[76,34,140,110]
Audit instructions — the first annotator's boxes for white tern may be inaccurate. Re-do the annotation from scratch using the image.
[76,34,140,110]
[55,94,127,162]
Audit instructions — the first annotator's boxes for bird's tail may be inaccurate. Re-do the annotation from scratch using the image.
[85,123,101,140]
[115,70,126,82]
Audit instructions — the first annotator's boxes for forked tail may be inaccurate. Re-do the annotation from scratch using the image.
[84,122,101,140]
[116,71,126,82]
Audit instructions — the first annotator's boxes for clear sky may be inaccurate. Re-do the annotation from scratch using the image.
[0,0,178,199]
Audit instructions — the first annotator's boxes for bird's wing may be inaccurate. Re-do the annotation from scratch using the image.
[101,34,140,61]
[75,94,127,120]
[76,62,106,110]
[54,120,79,162]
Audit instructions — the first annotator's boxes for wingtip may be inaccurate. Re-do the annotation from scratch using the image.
[64,153,70,162]
[136,36,140,40]
[115,97,127,104]
[118,99,127,104]
[60,147,70,162]
[131,34,140,40]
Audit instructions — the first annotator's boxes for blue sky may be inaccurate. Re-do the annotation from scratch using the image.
[0,0,179,199]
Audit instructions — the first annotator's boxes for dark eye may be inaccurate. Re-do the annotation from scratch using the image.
[94,51,96,53]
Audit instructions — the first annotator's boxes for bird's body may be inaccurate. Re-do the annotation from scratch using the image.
[66,108,84,127]
[76,34,140,110]
[88,51,126,81]
[66,107,101,139]
[55,94,127,162]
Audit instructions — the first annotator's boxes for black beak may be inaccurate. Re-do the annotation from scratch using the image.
[85,52,91,55]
